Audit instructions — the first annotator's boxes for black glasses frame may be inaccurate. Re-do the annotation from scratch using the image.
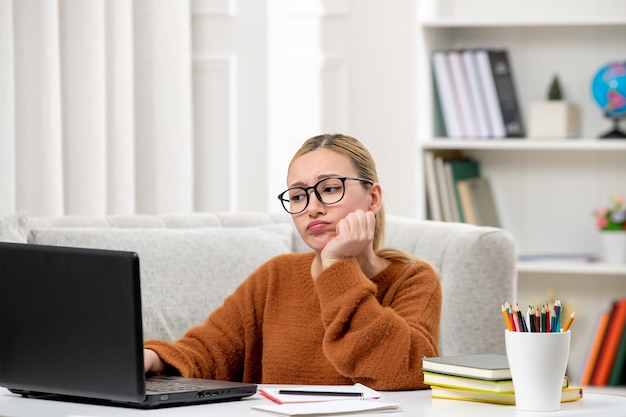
[277,176,374,214]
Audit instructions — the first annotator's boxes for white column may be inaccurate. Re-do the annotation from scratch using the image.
[14,0,64,217]
[105,0,135,214]
[0,0,15,215]
[133,0,193,214]
[59,0,107,215]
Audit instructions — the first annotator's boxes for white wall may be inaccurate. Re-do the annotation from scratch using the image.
[193,0,419,217]
[2,0,421,218]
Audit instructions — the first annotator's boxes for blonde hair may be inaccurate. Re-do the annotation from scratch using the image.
[290,133,417,263]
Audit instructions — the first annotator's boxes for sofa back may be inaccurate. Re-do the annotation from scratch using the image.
[3,211,517,357]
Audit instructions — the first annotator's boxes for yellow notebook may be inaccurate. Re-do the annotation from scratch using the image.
[424,371,569,394]
[430,385,583,405]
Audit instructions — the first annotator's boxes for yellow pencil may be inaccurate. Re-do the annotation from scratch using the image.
[562,311,576,332]
[501,303,514,331]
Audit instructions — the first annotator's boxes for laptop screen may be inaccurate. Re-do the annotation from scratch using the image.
[0,242,146,403]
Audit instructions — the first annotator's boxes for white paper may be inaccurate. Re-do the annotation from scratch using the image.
[251,399,402,416]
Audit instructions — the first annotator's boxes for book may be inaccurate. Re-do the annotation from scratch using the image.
[456,177,501,227]
[423,371,569,393]
[608,311,626,385]
[462,49,491,138]
[430,385,583,406]
[579,310,610,385]
[423,150,461,221]
[591,298,626,385]
[457,179,478,226]
[422,354,511,380]
[251,400,402,416]
[481,49,524,138]
[474,49,525,138]
[443,158,480,223]
[434,155,454,222]
[475,49,506,138]
[432,50,463,138]
[258,384,381,404]
[447,50,477,137]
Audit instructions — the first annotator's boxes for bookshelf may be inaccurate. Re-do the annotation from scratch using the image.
[416,1,626,390]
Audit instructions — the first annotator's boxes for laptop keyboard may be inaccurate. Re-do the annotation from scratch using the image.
[146,380,209,393]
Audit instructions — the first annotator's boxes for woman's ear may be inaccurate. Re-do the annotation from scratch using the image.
[368,183,384,214]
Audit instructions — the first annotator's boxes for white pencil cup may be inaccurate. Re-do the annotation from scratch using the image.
[505,330,570,412]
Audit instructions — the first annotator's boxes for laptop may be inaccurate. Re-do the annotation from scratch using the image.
[0,242,257,408]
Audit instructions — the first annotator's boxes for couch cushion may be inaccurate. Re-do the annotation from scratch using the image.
[28,224,293,341]
[0,212,28,243]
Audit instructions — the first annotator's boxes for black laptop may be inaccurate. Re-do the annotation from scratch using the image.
[0,242,257,408]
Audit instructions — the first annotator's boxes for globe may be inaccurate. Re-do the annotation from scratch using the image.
[591,61,626,138]
[592,61,626,116]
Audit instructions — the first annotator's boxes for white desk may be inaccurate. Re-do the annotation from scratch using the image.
[1,386,626,417]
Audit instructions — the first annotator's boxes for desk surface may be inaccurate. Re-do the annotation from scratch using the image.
[1,386,626,417]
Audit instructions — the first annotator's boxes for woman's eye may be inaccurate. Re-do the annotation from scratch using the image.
[290,192,306,202]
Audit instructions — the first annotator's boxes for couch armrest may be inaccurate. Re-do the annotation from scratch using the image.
[385,216,517,356]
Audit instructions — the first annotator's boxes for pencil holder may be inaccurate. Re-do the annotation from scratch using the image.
[505,330,570,412]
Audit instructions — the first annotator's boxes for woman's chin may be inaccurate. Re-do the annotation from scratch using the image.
[306,237,332,253]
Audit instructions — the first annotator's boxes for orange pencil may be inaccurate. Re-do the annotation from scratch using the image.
[563,311,576,332]
[501,304,514,331]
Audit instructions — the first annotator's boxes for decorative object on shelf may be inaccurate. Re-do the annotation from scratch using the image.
[594,195,626,264]
[591,61,626,139]
[600,231,626,264]
[528,74,579,139]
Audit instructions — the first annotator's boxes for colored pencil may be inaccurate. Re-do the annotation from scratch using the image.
[562,311,576,332]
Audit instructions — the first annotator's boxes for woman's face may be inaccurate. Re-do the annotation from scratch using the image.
[286,148,381,253]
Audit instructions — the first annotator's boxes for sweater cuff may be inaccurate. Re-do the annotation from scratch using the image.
[144,340,186,376]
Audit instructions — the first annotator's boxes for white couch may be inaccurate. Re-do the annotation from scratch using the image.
[0,211,516,356]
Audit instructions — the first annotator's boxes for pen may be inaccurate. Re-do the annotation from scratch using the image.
[277,390,363,397]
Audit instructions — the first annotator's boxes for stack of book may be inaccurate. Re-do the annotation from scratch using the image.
[431,48,524,139]
[422,354,583,405]
[423,151,500,225]
[579,297,626,386]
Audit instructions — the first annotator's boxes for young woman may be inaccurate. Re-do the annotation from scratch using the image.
[143,133,441,390]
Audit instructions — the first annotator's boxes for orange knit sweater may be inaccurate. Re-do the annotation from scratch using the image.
[144,252,441,390]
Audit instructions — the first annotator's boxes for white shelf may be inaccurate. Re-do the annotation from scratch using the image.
[420,140,626,152]
[421,17,626,28]
[582,386,626,397]
[417,0,626,387]
[517,261,626,275]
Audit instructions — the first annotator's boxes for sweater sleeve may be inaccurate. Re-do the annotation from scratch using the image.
[314,257,441,390]
[143,261,270,382]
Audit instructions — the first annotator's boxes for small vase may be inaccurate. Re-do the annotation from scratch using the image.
[600,230,626,264]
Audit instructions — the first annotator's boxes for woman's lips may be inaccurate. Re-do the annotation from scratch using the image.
[307,221,329,233]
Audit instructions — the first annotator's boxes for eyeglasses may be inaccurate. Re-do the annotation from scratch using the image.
[277,176,374,214]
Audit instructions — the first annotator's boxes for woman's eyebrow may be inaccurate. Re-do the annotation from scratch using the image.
[288,174,341,188]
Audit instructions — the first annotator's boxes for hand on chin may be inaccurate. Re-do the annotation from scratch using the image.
[307,230,336,253]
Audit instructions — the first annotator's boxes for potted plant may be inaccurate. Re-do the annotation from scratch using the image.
[593,195,626,263]
[528,74,579,139]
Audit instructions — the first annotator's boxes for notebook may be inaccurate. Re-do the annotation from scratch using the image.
[0,242,257,408]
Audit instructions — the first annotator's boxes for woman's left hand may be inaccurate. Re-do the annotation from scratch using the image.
[320,210,376,268]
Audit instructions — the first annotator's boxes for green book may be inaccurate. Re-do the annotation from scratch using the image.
[422,354,510,380]
[443,158,480,223]
[608,318,626,385]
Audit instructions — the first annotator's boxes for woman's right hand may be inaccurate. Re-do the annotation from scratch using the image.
[144,348,167,374]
